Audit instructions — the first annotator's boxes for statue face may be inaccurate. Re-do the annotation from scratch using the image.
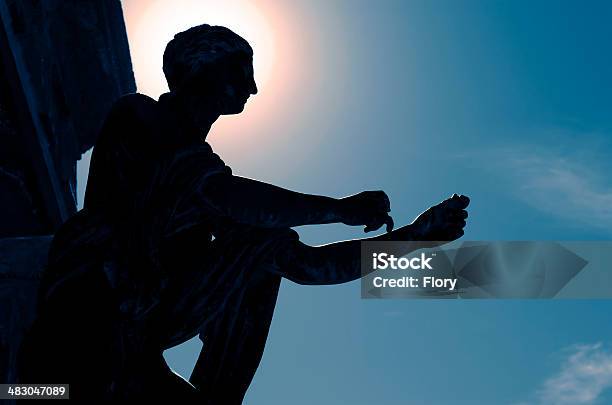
[218,53,258,114]
[184,52,257,117]
[177,52,257,129]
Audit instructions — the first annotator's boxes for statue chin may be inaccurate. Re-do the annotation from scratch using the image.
[222,102,247,115]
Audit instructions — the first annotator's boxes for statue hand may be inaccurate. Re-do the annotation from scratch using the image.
[338,190,394,233]
[410,193,469,241]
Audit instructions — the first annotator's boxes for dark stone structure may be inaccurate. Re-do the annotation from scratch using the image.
[0,0,135,233]
[0,0,135,399]
[0,236,51,386]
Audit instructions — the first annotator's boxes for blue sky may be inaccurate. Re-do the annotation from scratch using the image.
[78,1,612,403]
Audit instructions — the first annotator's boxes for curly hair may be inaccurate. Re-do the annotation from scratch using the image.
[162,24,252,92]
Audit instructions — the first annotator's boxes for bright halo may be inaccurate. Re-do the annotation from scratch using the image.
[124,0,276,98]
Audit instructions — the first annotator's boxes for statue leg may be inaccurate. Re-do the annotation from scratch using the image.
[179,225,398,403]
[189,268,282,405]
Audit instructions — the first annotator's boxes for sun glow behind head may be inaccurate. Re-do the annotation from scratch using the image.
[122,0,304,151]
[125,0,276,97]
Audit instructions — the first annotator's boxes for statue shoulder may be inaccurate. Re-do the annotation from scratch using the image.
[97,93,161,145]
[110,93,159,121]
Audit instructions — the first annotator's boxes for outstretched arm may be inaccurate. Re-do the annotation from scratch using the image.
[273,194,470,285]
[201,173,395,231]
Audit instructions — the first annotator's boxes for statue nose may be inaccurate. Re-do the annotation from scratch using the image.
[249,77,258,95]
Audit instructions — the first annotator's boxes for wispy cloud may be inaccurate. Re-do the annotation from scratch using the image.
[475,131,612,233]
[508,154,612,231]
[518,343,612,405]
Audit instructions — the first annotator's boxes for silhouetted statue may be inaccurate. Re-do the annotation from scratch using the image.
[18,25,469,403]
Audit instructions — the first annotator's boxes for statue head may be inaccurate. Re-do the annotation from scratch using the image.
[163,24,257,121]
